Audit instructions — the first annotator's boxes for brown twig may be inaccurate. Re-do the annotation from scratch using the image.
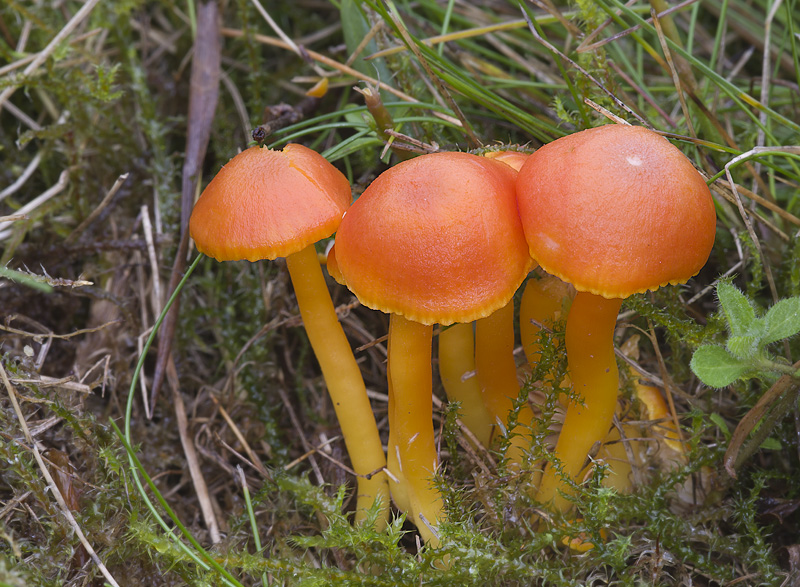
[150,0,221,412]
[384,0,481,148]
[220,28,463,128]
[210,394,270,478]
[276,386,324,485]
[724,359,800,478]
[252,96,322,141]
[166,357,222,543]
[65,173,130,245]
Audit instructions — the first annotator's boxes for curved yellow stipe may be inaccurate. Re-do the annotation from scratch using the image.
[438,323,493,447]
[286,246,390,528]
[475,302,533,466]
[535,292,623,512]
[386,315,444,547]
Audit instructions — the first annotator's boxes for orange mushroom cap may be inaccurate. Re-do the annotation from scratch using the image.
[516,125,716,299]
[189,144,351,262]
[325,243,344,284]
[335,152,534,326]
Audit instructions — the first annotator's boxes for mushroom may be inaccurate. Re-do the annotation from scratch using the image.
[189,144,389,527]
[474,149,536,464]
[332,151,532,545]
[437,148,537,454]
[581,337,689,497]
[515,125,716,512]
[516,273,575,486]
[474,300,534,464]
[438,322,492,448]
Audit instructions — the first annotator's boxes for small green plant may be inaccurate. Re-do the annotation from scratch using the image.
[690,282,800,388]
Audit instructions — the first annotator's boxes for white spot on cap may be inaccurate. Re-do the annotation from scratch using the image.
[626,155,643,166]
[536,233,561,255]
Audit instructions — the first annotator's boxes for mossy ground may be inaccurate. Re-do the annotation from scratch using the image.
[1,1,799,585]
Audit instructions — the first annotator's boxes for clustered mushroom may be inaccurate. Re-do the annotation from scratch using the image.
[189,124,716,548]
[437,149,536,456]
[474,150,536,465]
[331,151,532,545]
[189,144,389,528]
[516,125,716,512]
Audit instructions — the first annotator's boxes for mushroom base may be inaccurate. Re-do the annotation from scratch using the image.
[535,292,623,513]
[386,314,444,547]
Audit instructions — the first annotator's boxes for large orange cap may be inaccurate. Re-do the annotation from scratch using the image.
[334,152,534,326]
[516,125,716,299]
[189,144,352,262]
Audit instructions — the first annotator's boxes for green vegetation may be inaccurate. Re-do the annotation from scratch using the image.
[1,0,799,584]
[691,282,800,387]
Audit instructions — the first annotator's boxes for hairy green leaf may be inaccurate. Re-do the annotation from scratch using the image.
[726,335,761,360]
[690,345,753,388]
[763,297,800,344]
[717,282,758,337]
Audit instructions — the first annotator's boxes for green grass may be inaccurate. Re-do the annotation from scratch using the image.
[1,0,799,584]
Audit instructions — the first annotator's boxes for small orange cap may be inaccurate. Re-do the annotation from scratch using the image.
[189,144,351,262]
[516,125,716,299]
[483,149,531,172]
[335,152,534,325]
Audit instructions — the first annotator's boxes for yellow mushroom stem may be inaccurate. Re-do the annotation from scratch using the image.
[519,274,573,371]
[520,274,575,417]
[285,245,390,529]
[475,302,534,466]
[438,323,493,447]
[535,291,623,512]
[386,314,444,547]
[385,375,409,515]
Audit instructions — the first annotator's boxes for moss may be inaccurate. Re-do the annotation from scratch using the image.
[2,0,800,584]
